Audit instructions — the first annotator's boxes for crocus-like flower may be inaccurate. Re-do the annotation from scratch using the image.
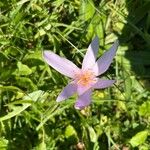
[43,36,119,109]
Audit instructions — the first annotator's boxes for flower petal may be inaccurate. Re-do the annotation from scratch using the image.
[93,79,115,89]
[93,40,119,76]
[77,84,92,95]
[74,89,92,109]
[56,82,77,102]
[82,36,99,70]
[43,51,80,78]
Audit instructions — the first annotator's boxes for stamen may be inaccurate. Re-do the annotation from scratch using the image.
[75,70,96,87]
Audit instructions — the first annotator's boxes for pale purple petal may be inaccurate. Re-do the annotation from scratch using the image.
[93,79,115,89]
[82,36,99,70]
[77,84,92,95]
[74,89,92,109]
[93,40,119,76]
[43,51,80,78]
[56,82,77,102]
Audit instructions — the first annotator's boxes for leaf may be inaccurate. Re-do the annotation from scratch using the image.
[131,77,145,93]
[0,85,22,92]
[0,90,43,121]
[124,73,132,100]
[88,126,97,143]
[86,23,94,40]
[79,0,95,21]
[23,51,44,66]
[65,125,77,138]
[0,52,8,61]
[0,67,15,81]
[16,61,32,76]
[37,141,47,150]
[52,0,65,8]
[34,28,46,39]
[129,130,148,147]
[17,0,30,6]
[139,101,150,117]
[15,77,37,91]
[0,138,8,150]
[96,21,105,45]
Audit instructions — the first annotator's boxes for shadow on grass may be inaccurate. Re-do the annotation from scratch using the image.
[119,0,150,90]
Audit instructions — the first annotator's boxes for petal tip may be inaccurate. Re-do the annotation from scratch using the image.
[74,101,90,110]
[43,50,49,55]
[109,80,116,86]
[74,104,83,110]
[56,95,65,102]
[56,97,62,102]
[43,50,52,60]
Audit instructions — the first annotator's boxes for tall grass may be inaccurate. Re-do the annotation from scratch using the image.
[0,0,150,149]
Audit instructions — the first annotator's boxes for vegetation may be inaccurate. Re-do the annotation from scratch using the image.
[0,0,150,149]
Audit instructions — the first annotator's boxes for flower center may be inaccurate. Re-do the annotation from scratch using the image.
[75,70,96,87]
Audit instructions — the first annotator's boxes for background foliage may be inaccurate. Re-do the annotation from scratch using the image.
[0,0,150,149]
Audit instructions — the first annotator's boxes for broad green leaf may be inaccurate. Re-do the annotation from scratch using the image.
[129,131,148,147]
[23,51,44,66]
[16,61,32,76]
[96,22,104,45]
[131,77,145,93]
[31,3,42,11]
[139,145,149,150]
[105,33,118,44]
[15,77,37,90]
[139,101,150,117]
[0,90,43,121]
[88,126,97,143]
[65,125,77,138]
[35,29,46,39]
[0,138,8,150]
[52,0,65,8]
[79,0,95,21]
[0,85,22,92]
[37,141,47,150]
[117,101,127,111]
[0,67,15,81]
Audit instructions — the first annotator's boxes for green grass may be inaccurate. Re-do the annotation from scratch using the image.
[0,0,150,149]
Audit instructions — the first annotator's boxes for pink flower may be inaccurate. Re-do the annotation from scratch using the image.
[43,36,119,109]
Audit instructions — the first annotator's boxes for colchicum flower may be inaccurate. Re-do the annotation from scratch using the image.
[43,36,119,109]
